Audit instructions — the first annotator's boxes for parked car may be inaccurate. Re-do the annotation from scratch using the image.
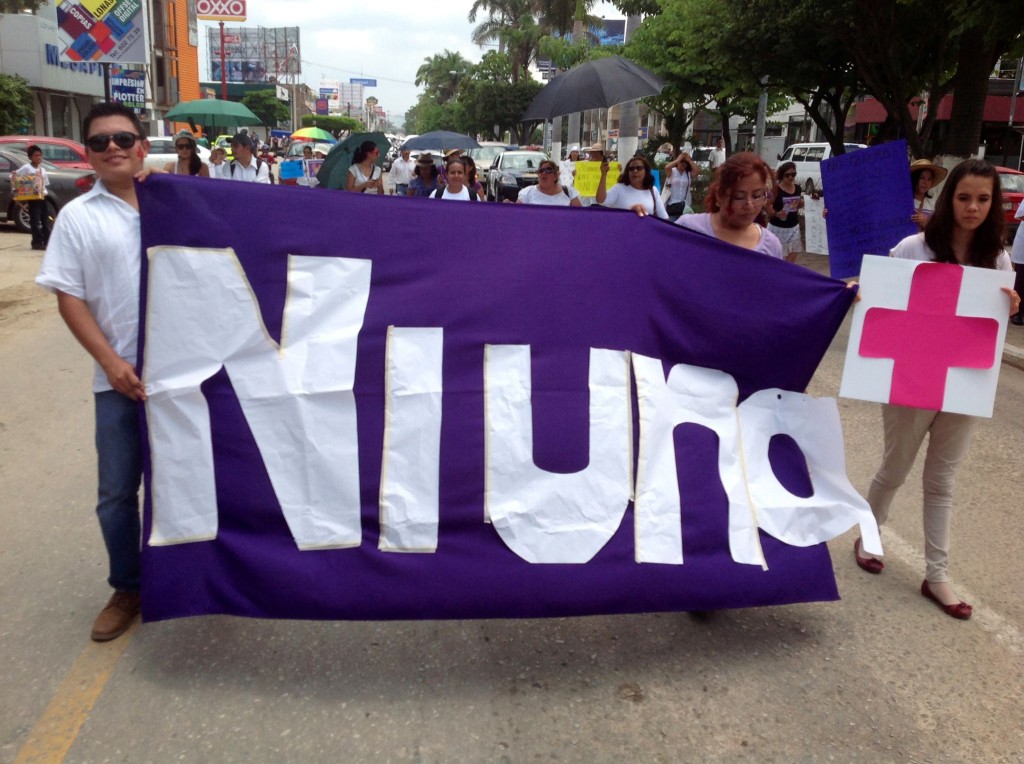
[0,135,91,170]
[777,142,867,194]
[466,142,512,190]
[996,165,1024,245]
[143,136,212,171]
[0,147,95,234]
[690,146,714,170]
[486,150,548,202]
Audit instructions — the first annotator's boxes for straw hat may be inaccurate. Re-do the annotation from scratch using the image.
[415,153,435,167]
[444,148,464,157]
[909,158,947,183]
[586,141,606,154]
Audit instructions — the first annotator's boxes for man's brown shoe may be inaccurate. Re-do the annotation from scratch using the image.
[90,591,140,642]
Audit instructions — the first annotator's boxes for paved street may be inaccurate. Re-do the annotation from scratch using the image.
[1,223,1022,763]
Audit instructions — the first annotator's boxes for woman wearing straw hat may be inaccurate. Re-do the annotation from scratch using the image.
[909,158,947,231]
[407,154,441,197]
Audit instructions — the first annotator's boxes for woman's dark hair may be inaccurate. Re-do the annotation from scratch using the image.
[924,159,1004,268]
[353,140,379,164]
[776,161,796,182]
[618,155,654,189]
[182,142,202,176]
[704,152,773,214]
[462,155,478,186]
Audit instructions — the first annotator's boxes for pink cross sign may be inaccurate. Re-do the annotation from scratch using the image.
[841,255,1014,418]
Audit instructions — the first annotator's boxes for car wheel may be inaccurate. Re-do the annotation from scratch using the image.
[14,198,57,234]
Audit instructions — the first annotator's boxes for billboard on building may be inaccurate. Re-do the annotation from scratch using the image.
[55,0,149,65]
[207,26,299,83]
[536,19,625,77]
[110,66,146,112]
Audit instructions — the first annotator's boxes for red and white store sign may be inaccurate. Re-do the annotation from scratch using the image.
[196,0,247,22]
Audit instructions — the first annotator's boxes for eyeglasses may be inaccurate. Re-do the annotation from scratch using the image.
[627,165,645,172]
[537,167,557,175]
[782,172,796,178]
[730,192,768,206]
[175,143,193,150]
[86,132,142,152]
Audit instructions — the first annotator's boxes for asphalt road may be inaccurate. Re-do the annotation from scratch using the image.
[1,224,1022,763]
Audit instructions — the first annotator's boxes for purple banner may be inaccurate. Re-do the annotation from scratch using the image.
[137,176,862,622]
[821,140,917,280]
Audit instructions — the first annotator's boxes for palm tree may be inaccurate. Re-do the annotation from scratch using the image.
[415,50,474,103]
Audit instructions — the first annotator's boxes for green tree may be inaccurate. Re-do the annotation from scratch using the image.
[241,89,290,127]
[459,52,544,142]
[300,114,363,134]
[0,73,33,136]
[0,0,46,11]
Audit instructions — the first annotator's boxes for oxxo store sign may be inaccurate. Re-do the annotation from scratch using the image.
[196,0,246,22]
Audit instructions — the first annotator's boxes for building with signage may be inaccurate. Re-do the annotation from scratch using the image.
[206,25,299,84]
[0,1,201,139]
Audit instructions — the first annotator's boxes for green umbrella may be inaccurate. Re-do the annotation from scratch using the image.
[164,98,261,129]
[317,132,391,190]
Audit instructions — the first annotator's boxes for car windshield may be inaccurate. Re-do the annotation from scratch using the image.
[469,146,504,165]
[998,172,1024,194]
[504,154,543,170]
[692,148,713,162]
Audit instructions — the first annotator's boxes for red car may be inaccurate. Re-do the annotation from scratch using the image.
[996,166,1024,245]
[0,135,91,170]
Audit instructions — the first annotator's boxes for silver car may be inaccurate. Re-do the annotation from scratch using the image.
[0,147,96,234]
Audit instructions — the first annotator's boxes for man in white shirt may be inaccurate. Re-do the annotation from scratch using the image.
[228,133,271,183]
[709,137,727,172]
[12,144,50,249]
[390,149,414,196]
[36,102,152,642]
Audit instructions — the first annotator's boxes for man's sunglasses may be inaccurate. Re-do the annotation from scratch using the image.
[86,132,142,152]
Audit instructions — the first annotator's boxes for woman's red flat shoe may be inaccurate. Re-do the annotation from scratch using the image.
[921,580,972,620]
[854,537,884,574]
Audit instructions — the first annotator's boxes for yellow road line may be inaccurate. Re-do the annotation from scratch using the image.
[14,622,137,764]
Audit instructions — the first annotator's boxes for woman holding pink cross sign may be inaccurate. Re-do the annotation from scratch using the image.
[855,159,1020,620]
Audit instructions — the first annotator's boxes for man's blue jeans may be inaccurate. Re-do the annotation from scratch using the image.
[95,390,142,592]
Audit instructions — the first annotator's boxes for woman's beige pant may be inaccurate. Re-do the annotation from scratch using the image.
[866,404,977,583]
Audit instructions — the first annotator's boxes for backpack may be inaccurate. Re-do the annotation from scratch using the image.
[431,187,478,201]
[230,157,275,184]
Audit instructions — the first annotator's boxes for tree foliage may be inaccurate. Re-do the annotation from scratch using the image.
[241,90,290,127]
[0,73,33,136]
[300,114,363,134]
[415,50,475,103]
[0,0,45,11]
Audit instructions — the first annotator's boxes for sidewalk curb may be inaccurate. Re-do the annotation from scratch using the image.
[1004,344,1024,371]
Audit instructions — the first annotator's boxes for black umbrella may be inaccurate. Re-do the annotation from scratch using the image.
[400,131,481,152]
[522,56,666,121]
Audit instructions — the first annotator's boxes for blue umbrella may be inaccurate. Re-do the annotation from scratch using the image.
[400,131,481,152]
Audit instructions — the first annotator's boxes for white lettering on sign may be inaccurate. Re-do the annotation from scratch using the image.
[195,0,246,20]
[143,246,882,565]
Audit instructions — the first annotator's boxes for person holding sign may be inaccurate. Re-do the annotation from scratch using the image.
[596,155,668,219]
[768,161,804,263]
[856,159,1019,620]
[909,158,947,231]
[12,145,49,250]
[676,153,783,258]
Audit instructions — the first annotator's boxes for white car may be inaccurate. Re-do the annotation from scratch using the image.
[143,136,212,170]
[777,142,867,194]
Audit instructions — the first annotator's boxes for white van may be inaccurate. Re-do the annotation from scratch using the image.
[777,142,867,194]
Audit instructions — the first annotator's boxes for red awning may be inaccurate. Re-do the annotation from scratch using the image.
[852,94,1024,124]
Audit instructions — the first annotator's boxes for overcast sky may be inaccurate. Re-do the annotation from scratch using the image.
[198,0,624,128]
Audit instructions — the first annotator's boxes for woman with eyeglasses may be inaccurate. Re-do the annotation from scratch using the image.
[767,161,803,262]
[596,155,669,219]
[676,152,783,258]
[516,159,582,207]
[163,130,209,178]
[346,140,384,193]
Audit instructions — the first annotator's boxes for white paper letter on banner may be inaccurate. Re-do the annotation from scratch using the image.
[144,247,371,549]
[484,346,632,563]
[633,356,748,565]
[379,326,443,552]
[736,389,882,556]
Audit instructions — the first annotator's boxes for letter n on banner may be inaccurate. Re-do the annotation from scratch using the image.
[143,247,371,549]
